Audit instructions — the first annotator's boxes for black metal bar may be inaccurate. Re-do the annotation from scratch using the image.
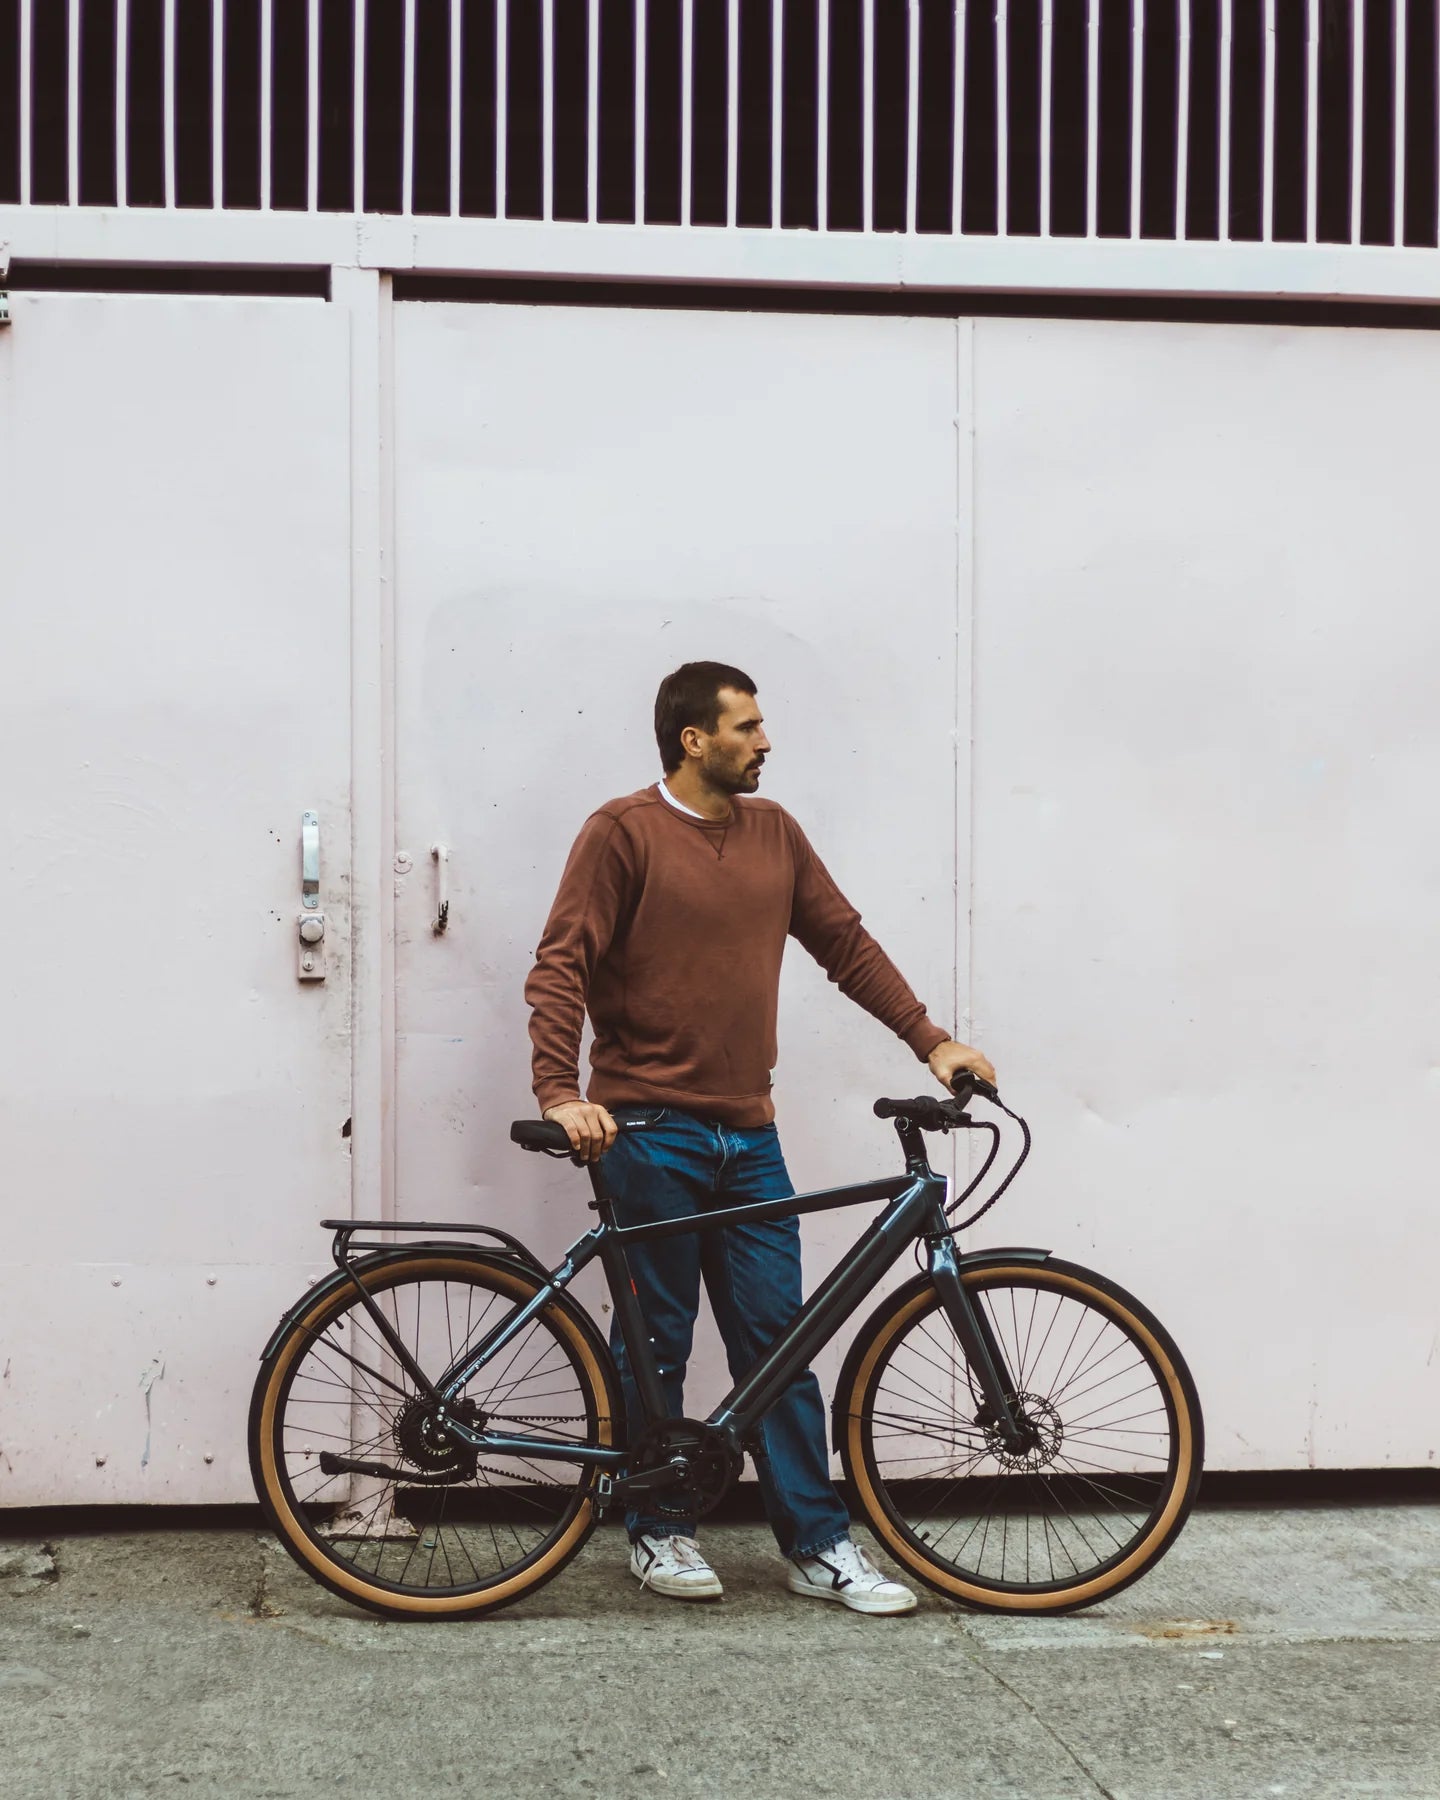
[323,1218,548,1271]
[610,1177,909,1247]
[926,1213,1027,1448]
[444,1430,626,1467]
[330,1230,441,1401]
[599,1228,669,1420]
[710,1177,943,1435]
[435,1233,606,1398]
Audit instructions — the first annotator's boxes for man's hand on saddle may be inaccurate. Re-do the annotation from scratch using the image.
[543,1100,618,1164]
[926,1039,998,1094]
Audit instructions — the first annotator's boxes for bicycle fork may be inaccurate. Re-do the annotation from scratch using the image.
[924,1208,1031,1455]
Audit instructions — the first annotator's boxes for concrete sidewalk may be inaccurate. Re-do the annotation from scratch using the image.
[1,1502,1437,1799]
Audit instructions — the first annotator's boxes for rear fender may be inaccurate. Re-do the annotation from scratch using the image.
[259,1245,559,1365]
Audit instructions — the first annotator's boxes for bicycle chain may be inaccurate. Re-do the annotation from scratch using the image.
[470,1415,593,1490]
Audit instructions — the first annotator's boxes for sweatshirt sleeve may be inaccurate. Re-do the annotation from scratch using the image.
[785,816,951,1062]
[524,811,639,1114]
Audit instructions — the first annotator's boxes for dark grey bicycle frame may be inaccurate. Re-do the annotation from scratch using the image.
[346,1125,1031,1474]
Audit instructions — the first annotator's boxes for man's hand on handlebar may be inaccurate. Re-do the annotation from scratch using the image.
[926,1039,998,1094]
[542,1100,618,1164]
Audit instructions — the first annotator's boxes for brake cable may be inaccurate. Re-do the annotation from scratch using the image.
[944,1096,1033,1233]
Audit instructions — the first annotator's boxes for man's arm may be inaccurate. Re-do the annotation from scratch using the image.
[787,818,996,1090]
[524,811,636,1160]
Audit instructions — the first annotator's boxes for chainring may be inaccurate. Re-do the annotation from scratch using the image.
[627,1419,743,1518]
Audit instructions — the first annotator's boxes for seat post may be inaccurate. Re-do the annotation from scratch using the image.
[586,1157,618,1214]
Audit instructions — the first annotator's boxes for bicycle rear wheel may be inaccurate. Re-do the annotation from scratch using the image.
[249,1252,621,1619]
[839,1258,1203,1613]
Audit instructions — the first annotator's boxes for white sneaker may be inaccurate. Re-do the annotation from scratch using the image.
[629,1532,723,1600]
[787,1537,917,1615]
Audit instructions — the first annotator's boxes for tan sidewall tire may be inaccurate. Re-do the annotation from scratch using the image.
[844,1266,1199,1613]
[253,1255,616,1618]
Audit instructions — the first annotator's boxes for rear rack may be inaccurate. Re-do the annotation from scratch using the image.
[322,1219,546,1272]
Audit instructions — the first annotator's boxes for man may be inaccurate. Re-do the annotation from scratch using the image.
[525,661,996,1614]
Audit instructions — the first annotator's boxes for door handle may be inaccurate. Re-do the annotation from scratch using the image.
[298,810,326,981]
[430,843,450,935]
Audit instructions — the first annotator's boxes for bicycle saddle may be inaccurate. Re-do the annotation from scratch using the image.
[510,1112,666,1157]
[510,1120,573,1156]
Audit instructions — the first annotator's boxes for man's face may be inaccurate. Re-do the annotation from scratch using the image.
[698,688,771,795]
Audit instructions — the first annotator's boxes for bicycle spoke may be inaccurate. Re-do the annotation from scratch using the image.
[859,1276,1184,1595]
[266,1264,605,1599]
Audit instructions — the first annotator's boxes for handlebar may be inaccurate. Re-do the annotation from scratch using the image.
[513,1074,1005,1170]
[873,1073,999,1130]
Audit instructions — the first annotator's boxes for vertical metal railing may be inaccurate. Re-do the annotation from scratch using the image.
[1129,0,1144,241]
[495,0,509,220]
[1039,0,1053,238]
[635,0,647,223]
[1305,0,1319,242]
[1085,0,1100,237]
[259,0,272,212]
[7,0,1440,263]
[66,0,80,206]
[309,0,322,214]
[1218,0,1233,241]
[772,0,784,228]
[680,0,694,228]
[726,0,739,227]
[210,0,223,208]
[1351,0,1366,243]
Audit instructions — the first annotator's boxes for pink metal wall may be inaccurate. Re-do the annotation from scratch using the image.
[2,287,1435,1505]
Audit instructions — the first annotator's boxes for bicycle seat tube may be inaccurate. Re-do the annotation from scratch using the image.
[587,1158,670,1424]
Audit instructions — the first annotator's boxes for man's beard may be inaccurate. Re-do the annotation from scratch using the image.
[704,752,763,795]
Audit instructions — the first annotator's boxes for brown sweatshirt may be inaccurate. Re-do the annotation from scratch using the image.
[525,784,949,1127]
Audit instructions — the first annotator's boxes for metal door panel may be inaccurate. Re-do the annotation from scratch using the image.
[971,315,1440,1468]
[392,303,967,1421]
[0,295,352,1500]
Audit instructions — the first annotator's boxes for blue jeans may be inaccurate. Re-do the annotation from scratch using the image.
[603,1106,851,1560]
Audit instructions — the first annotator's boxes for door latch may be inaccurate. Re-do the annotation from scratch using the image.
[431,842,450,935]
[298,810,325,981]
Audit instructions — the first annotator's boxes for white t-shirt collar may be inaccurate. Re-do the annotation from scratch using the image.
[656,780,708,820]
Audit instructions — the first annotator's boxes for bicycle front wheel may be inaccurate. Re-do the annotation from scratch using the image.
[839,1258,1203,1613]
[250,1252,621,1620]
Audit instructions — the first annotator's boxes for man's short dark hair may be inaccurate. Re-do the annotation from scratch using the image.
[654,661,757,774]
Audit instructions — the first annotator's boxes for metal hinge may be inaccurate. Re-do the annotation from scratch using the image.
[0,244,10,328]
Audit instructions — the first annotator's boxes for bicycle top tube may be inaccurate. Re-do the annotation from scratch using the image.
[507,1073,1025,1235]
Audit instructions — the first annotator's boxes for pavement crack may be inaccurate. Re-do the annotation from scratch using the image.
[246,1541,283,1620]
[965,1642,1118,1799]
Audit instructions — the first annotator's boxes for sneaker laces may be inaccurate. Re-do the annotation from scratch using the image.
[636,1533,706,1591]
[803,1537,882,1589]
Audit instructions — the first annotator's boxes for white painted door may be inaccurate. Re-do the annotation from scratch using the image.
[0,294,354,1502]
[969,315,1440,1469]
[391,303,967,1416]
